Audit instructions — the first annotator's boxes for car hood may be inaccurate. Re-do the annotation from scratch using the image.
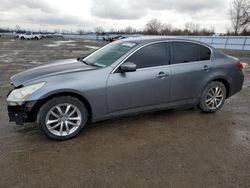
[11,59,97,87]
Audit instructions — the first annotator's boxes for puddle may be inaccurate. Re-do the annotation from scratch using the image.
[66,44,76,46]
[0,54,9,58]
[29,60,43,65]
[44,40,76,48]
[44,44,60,47]
[232,129,250,148]
[85,45,99,50]
[0,42,11,45]
[1,58,13,63]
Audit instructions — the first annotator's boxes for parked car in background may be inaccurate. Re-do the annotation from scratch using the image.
[18,32,42,40]
[102,35,112,42]
[111,35,126,42]
[7,37,244,140]
[103,35,126,42]
[41,33,63,39]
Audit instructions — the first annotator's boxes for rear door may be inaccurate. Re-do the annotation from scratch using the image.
[106,42,171,113]
[170,41,212,101]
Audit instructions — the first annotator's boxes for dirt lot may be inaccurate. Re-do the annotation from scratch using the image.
[0,38,250,188]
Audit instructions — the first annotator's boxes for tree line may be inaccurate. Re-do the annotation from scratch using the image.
[91,19,215,36]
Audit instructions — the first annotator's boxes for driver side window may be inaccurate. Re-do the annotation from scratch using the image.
[125,42,170,69]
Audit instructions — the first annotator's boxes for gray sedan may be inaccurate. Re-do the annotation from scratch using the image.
[7,37,244,140]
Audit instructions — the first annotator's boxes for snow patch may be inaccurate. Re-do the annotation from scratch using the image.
[44,40,76,48]
[85,45,99,50]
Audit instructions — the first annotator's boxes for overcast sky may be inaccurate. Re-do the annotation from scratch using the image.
[0,0,232,33]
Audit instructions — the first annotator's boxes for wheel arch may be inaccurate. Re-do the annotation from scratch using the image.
[211,78,230,98]
[205,77,230,99]
[33,91,93,122]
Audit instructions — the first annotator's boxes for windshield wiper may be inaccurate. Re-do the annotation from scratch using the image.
[77,58,103,68]
[77,58,90,65]
[77,57,85,62]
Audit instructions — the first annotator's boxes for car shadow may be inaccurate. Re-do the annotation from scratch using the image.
[14,106,214,142]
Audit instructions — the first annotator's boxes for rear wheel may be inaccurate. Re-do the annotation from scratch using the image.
[38,96,88,140]
[199,81,226,113]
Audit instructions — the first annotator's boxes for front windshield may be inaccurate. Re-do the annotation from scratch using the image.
[84,41,137,67]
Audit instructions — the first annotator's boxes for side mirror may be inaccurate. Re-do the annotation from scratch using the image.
[120,62,137,72]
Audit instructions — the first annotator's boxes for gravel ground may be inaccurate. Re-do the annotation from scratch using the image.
[0,38,250,188]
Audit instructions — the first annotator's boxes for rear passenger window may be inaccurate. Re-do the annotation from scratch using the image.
[126,43,170,69]
[172,42,211,64]
[200,45,211,61]
[172,42,199,64]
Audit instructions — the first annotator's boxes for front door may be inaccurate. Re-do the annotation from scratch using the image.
[106,42,171,113]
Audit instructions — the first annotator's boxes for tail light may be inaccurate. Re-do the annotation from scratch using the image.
[237,62,244,71]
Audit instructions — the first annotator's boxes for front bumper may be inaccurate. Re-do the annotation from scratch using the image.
[7,101,37,125]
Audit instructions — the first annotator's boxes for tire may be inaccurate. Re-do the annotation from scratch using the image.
[38,96,88,140]
[199,81,226,113]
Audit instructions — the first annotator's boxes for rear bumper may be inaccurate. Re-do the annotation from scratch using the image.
[7,101,38,125]
[228,71,244,98]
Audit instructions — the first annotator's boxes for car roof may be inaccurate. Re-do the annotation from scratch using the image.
[121,36,210,46]
[120,36,219,53]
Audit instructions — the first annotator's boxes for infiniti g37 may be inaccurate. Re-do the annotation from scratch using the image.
[7,37,244,140]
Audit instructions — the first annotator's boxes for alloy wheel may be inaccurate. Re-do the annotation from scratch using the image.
[205,86,224,110]
[45,103,82,137]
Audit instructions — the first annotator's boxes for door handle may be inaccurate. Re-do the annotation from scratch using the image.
[203,65,210,71]
[156,72,169,79]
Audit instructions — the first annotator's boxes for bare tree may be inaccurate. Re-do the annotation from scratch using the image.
[124,26,134,34]
[108,28,116,34]
[15,25,21,32]
[94,26,104,34]
[185,22,201,34]
[14,25,25,33]
[77,29,85,35]
[161,23,172,35]
[229,0,250,35]
[144,18,163,35]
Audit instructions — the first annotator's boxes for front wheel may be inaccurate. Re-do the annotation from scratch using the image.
[199,81,226,113]
[38,96,88,140]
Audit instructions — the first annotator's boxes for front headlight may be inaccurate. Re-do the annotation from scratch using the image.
[7,82,46,102]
